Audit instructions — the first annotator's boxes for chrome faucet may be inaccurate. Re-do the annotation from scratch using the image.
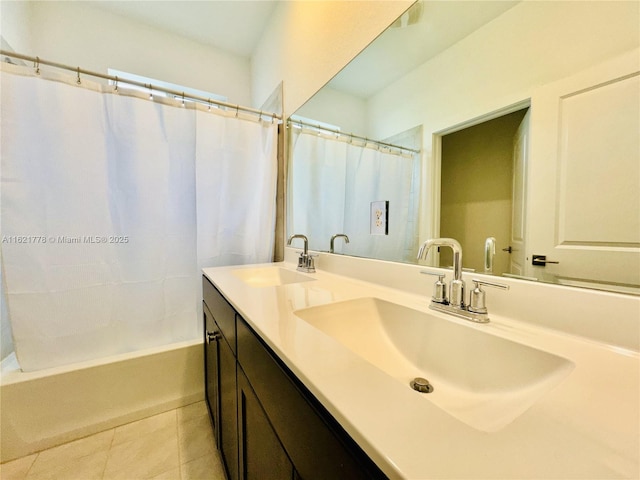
[287,234,315,273]
[418,238,509,323]
[329,233,350,253]
[484,237,496,273]
[418,238,465,307]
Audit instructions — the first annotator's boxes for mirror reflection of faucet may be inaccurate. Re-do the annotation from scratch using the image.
[329,233,350,253]
[418,238,508,323]
[484,237,496,274]
[287,234,316,273]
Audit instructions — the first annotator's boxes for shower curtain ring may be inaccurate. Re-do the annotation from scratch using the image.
[34,56,40,75]
[76,67,81,85]
[235,106,239,117]
[271,113,276,125]
[181,92,185,107]
[114,76,118,92]
[148,84,153,100]
[259,110,263,122]
[207,98,212,112]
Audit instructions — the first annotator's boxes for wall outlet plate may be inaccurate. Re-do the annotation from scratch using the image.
[370,200,389,235]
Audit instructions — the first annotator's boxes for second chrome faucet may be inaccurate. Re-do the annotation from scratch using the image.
[329,233,349,253]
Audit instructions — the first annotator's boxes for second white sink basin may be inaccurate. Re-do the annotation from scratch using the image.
[294,297,574,432]
[232,266,316,287]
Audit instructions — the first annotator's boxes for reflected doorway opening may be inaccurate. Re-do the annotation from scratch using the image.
[437,106,529,276]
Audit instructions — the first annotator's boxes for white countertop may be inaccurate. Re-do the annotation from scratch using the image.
[203,261,639,479]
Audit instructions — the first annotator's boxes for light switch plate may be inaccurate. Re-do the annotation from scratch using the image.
[370,200,389,235]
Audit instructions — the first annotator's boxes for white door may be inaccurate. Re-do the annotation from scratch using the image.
[527,49,640,292]
[509,110,529,276]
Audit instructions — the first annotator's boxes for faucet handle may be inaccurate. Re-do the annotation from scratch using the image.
[296,252,316,273]
[471,279,509,290]
[420,271,447,304]
[468,279,509,314]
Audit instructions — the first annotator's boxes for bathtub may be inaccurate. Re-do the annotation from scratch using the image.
[0,339,204,462]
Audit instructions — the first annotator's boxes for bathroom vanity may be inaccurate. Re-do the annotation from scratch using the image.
[202,255,639,479]
[203,275,385,480]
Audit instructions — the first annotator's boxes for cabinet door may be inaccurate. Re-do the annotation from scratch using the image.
[220,331,239,480]
[238,368,294,480]
[203,276,237,353]
[237,316,386,480]
[203,302,220,446]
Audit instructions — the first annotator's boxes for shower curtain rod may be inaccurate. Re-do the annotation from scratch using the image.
[0,50,282,123]
[288,118,421,155]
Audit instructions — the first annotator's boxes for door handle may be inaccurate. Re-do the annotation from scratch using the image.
[532,255,560,266]
[206,330,221,344]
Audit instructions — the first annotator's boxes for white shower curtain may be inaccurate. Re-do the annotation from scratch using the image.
[0,64,277,371]
[289,129,419,262]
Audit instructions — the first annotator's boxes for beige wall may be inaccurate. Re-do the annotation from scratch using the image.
[295,85,368,134]
[2,1,412,114]
[0,1,33,53]
[3,1,253,106]
[251,0,412,114]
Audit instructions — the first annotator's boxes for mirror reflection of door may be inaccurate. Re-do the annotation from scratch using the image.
[527,55,639,293]
[439,108,529,275]
[509,110,529,276]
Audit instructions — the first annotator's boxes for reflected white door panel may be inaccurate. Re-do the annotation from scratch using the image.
[528,49,640,292]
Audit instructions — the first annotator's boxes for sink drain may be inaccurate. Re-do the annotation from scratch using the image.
[410,377,433,393]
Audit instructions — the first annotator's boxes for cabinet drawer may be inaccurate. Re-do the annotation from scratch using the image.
[203,276,236,354]
[236,316,386,480]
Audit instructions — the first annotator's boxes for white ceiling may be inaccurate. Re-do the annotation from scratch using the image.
[89,1,279,58]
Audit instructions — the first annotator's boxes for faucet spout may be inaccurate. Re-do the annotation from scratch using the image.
[418,238,463,281]
[287,234,308,255]
[417,238,465,307]
[329,233,350,253]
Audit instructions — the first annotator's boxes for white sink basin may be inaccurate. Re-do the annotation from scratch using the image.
[232,266,316,287]
[294,297,574,432]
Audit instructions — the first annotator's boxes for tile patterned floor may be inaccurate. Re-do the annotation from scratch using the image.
[0,401,226,480]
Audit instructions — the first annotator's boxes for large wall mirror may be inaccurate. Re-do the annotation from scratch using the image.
[287,0,639,295]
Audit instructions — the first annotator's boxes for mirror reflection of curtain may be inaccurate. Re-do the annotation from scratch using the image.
[289,129,419,261]
[288,131,347,250]
[0,64,277,371]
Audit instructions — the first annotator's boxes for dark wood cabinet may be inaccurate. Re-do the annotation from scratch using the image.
[203,278,238,480]
[203,275,387,480]
[203,303,220,446]
[236,314,386,480]
[238,367,294,480]
[219,328,239,480]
